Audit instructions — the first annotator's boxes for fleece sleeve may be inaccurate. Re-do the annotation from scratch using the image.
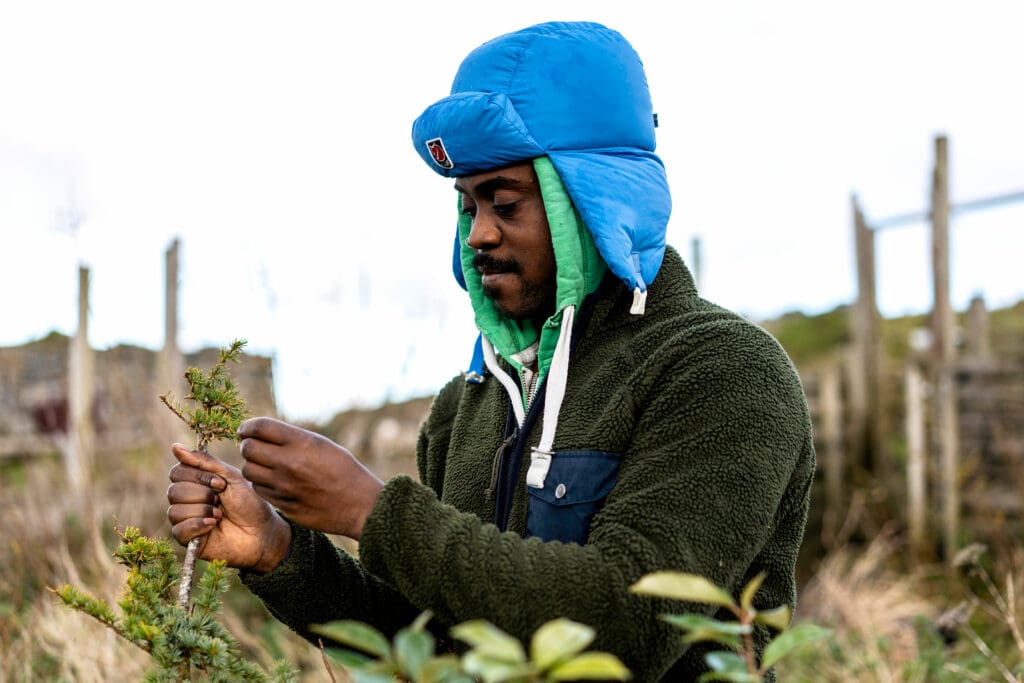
[239,377,466,643]
[356,324,814,681]
[239,521,422,642]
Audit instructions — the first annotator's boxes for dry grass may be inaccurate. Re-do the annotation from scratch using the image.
[781,529,940,682]
[778,525,1024,682]
[0,450,331,683]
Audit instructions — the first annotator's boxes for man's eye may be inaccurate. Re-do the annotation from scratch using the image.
[460,204,477,218]
[493,202,518,218]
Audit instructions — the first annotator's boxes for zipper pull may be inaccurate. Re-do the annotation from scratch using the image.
[484,430,518,501]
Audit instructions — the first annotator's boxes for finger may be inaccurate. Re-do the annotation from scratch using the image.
[238,434,282,467]
[169,461,227,492]
[252,482,296,507]
[237,416,298,445]
[169,462,226,490]
[240,459,277,489]
[170,517,217,546]
[167,481,220,505]
[167,502,223,525]
[170,443,231,487]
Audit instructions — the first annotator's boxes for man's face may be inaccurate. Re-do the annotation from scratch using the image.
[455,163,557,322]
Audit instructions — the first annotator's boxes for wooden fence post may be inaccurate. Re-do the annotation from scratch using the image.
[930,134,961,567]
[819,360,844,548]
[850,193,883,477]
[690,236,703,293]
[905,359,928,560]
[66,264,95,499]
[964,295,991,361]
[157,238,188,445]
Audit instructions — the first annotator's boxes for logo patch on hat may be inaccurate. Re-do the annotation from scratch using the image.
[425,137,454,170]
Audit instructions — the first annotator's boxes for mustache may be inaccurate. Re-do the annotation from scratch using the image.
[472,253,520,274]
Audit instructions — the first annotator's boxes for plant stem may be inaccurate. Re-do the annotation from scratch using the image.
[177,436,206,612]
[178,538,200,611]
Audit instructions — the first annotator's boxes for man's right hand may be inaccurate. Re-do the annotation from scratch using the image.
[167,443,292,573]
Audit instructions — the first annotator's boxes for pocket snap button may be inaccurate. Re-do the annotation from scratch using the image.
[555,483,567,499]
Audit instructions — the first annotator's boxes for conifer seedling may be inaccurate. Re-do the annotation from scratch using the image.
[160,339,251,610]
[52,340,297,682]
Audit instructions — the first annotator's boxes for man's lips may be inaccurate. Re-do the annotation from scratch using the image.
[473,254,519,287]
[480,270,514,287]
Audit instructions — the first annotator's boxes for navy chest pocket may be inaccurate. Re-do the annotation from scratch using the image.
[525,450,623,545]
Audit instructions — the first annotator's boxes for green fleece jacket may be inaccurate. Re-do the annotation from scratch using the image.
[242,247,815,681]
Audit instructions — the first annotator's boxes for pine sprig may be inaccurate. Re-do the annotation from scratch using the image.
[160,339,251,451]
[53,525,297,682]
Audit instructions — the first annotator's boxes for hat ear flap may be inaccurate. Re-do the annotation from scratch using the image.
[451,224,467,291]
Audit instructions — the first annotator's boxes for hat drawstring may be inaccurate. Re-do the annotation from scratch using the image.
[527,304,574,489]
[480,305,576,490]
[482,336,526,427]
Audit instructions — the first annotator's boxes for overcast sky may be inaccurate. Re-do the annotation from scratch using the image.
[2,1,1022,422]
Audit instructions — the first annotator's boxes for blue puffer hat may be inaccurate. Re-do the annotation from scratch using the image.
[412,21,672,489]
[412,20,671,305]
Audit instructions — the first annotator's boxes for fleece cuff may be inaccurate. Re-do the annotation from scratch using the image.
[358,475,430,582]
[240,520,315,594]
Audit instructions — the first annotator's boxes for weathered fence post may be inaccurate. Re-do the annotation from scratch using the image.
[690,236,703,293]
[964,295,991,361]
[905,357,928,560]
[66,264,95,499]
[157,238,188,445]
[850,193,884,478]
[819,360,844,548]
[930,134,961,567]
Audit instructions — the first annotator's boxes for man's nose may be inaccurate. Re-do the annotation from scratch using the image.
[465,214,501,250]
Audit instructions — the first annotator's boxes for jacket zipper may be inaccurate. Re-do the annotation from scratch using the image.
[521,365,539,411]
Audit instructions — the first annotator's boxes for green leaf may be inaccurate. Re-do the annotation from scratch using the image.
[752,606,791,632]
[461,650,534,683]
[530,618,595,670]
[311,620,391,659]
[395,626,434,678]
[350,670,399,683]
[419,655,470,683]
[660,614,749,650]
[630,572,735,608]
[411,609,435,632]
[324,647,373,669]
[547,652,632,681]
[697,671,762,683]
[739,573,765,613]
[760,623,832,669]
[660,614,751,635]
[704,651,748,673]
[698,652,760,682]
[450,620,527,663]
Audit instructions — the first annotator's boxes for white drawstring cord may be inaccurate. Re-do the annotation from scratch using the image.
[482,336,526,427]
[526,304,575,489]
[630,287,647,315]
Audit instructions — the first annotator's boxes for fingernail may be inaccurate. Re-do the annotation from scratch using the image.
[204,518,217,526]
[211,476,227,491]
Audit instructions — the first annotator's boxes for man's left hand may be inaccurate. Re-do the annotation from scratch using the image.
[238,417,384,540]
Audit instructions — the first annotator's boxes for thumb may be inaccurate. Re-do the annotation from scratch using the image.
[171,443,235,488]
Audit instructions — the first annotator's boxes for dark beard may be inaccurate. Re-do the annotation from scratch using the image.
[473,253,556,322]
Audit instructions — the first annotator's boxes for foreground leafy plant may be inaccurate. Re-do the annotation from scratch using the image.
[313,611,631,682]
[630,571,831,682]
[52,526,296,682]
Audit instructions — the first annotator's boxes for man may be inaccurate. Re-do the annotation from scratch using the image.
[167,21,815,680]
